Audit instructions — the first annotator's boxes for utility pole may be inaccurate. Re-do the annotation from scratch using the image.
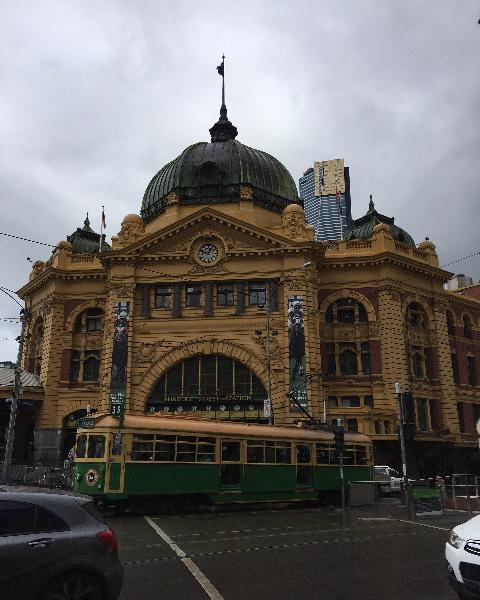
[2,306,28,481]
[395,382,412,519]
[334,418,346,509]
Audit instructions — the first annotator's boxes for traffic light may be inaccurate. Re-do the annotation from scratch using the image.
[334,426,345,455]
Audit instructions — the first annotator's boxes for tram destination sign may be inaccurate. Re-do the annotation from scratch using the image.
[77,417,96,429]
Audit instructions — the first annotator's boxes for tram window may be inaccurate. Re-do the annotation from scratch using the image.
[343,446,355,465]
[296,443,311,464]
[176,437,196,462]
[197,437,216,462]
[132,436,154,461]
[355,446,367,465]
[112,433,122,456]
[221,441,240,462]
[316,443,331,465]
[76,434,87,459]
[247,441,264,463]
[155,439,175,462]
[87,435,105,458]
[265,441,276,463]
[275,443,291,464]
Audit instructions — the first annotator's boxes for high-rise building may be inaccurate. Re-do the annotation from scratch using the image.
[299,159,352,241]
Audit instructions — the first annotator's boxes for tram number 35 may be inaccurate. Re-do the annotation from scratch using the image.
[110,403,124,417]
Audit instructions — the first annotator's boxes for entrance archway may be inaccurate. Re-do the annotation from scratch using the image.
[146,354,268,423]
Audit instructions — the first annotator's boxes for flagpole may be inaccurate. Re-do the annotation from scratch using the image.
[100,205,104,252]
[221,54,225,108]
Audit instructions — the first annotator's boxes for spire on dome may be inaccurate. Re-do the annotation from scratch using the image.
[210,54,238,142]
[368,195,375,212]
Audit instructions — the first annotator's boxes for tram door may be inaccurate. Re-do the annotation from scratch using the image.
[220,440,241,488]
[104,432,125,494]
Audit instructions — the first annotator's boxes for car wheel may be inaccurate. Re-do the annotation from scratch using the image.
[40,572,104,600]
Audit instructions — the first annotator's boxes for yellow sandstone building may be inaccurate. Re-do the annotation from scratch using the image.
[13,102,480,476]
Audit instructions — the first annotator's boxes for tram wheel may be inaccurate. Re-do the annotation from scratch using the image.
[40,571,103,600]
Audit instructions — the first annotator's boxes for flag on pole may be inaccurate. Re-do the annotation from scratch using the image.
[101,206,106,229]
[216,62,224,76]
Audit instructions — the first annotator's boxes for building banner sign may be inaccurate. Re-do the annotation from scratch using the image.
[109,301,129,418]
[288,295,308,412]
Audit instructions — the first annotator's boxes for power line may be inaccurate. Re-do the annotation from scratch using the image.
[0,287,23,308]
[441,250,480,269]
[0,231,55,248]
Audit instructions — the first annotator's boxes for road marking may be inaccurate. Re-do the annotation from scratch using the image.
[144,516,224,600]
[397,519,450,531]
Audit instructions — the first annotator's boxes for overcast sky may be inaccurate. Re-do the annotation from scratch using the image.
[1,0,479,361]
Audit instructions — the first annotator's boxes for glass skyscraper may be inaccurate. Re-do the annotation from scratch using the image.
[299,159,352,241]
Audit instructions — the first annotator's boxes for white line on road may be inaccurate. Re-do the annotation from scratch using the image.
[144,515,224,600]
[397,519,450,531]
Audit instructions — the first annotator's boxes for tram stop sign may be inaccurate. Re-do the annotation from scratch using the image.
[109,402,124,418]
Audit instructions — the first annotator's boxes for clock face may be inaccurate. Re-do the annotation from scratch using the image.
[198,243,219,263]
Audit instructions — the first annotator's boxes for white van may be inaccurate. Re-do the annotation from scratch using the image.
[374,465,402,494]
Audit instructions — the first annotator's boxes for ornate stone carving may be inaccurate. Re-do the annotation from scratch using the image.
[111,283,136,298]
[270,317,284,330]
[240,185,253,200]
[116,214,145,249]
[282,212,305,239]
[136,341,164,365]
[286,276,305,289]
[166,191,179,204]
[336,328,355,341]
[136,322,147,335]
[252,334,283,367]
[368,322,381,336]
[188,259,229,274]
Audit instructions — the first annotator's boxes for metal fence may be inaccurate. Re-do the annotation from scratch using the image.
[0,464,74,490]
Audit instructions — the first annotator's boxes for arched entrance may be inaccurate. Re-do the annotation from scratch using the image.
[146,354,268,423]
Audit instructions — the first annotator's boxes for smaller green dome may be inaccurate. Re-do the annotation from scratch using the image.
[344,197,415,247]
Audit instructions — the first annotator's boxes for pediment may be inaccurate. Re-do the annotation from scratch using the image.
[121,208,302,258]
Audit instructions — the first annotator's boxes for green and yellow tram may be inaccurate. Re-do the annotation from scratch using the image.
[73,413,372,512]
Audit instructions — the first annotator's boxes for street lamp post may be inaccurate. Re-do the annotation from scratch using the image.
[257,261,312,425]
[2,306,28,481]
[395,382,412,518]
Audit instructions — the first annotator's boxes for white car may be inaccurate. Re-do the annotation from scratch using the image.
[374,465,402,494]
[446,515,480,599]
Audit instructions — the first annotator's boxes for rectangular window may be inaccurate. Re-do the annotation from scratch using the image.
[248,281,267,306]
[235,362,251,394]
[196,437,216,463]
[341,396,360,408]
[364,395,374,408]
[83,350,100,382]
[132,433,155,461]
[221,440,241,462]
[327,396,338,409]
[76,434,87,459]
[86,309,102,331]
[451,354,459,384]
[155,285,172,308]
[326,343,337,376]
[457,402,465,433]
[87,435,105,459]
[354,445,367,465]
[217,283,234,306]
[296,443,311,464]
[416,398,428,431]
[69,350,80,382]
[186,285,202,307]
[176,436,196,462]
[154,436,175,462]
[361,341,371,375]
[468,356,477,386]
[346,419,358,433]
[316,443,332,465]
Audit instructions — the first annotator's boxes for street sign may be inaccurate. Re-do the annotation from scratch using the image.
[110,403,124,418]
[77,417,96,429]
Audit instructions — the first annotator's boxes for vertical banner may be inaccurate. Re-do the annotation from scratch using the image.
[109,301,129,418]
[288,295,308,411]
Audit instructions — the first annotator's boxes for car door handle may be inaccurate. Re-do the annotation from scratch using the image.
[27,538,54,548]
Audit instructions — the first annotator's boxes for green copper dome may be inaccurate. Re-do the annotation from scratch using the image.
[344,197,415,247]
[141,108,299,222]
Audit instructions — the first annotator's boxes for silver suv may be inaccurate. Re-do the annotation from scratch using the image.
[0,491,123,600]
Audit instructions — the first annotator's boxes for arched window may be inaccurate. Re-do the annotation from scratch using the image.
[29,318,44,376]
[324,298,369,324]
[146,355,268,422]
[463,315,473,339]
[73,308,104,333]
[339,347,358,376]
[446,311,455,336]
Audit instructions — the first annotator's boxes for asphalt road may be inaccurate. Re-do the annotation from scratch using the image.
[111,504,465,600]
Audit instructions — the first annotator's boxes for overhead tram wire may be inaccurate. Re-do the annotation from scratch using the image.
[0,231,56,248]
[0,287,23,309]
